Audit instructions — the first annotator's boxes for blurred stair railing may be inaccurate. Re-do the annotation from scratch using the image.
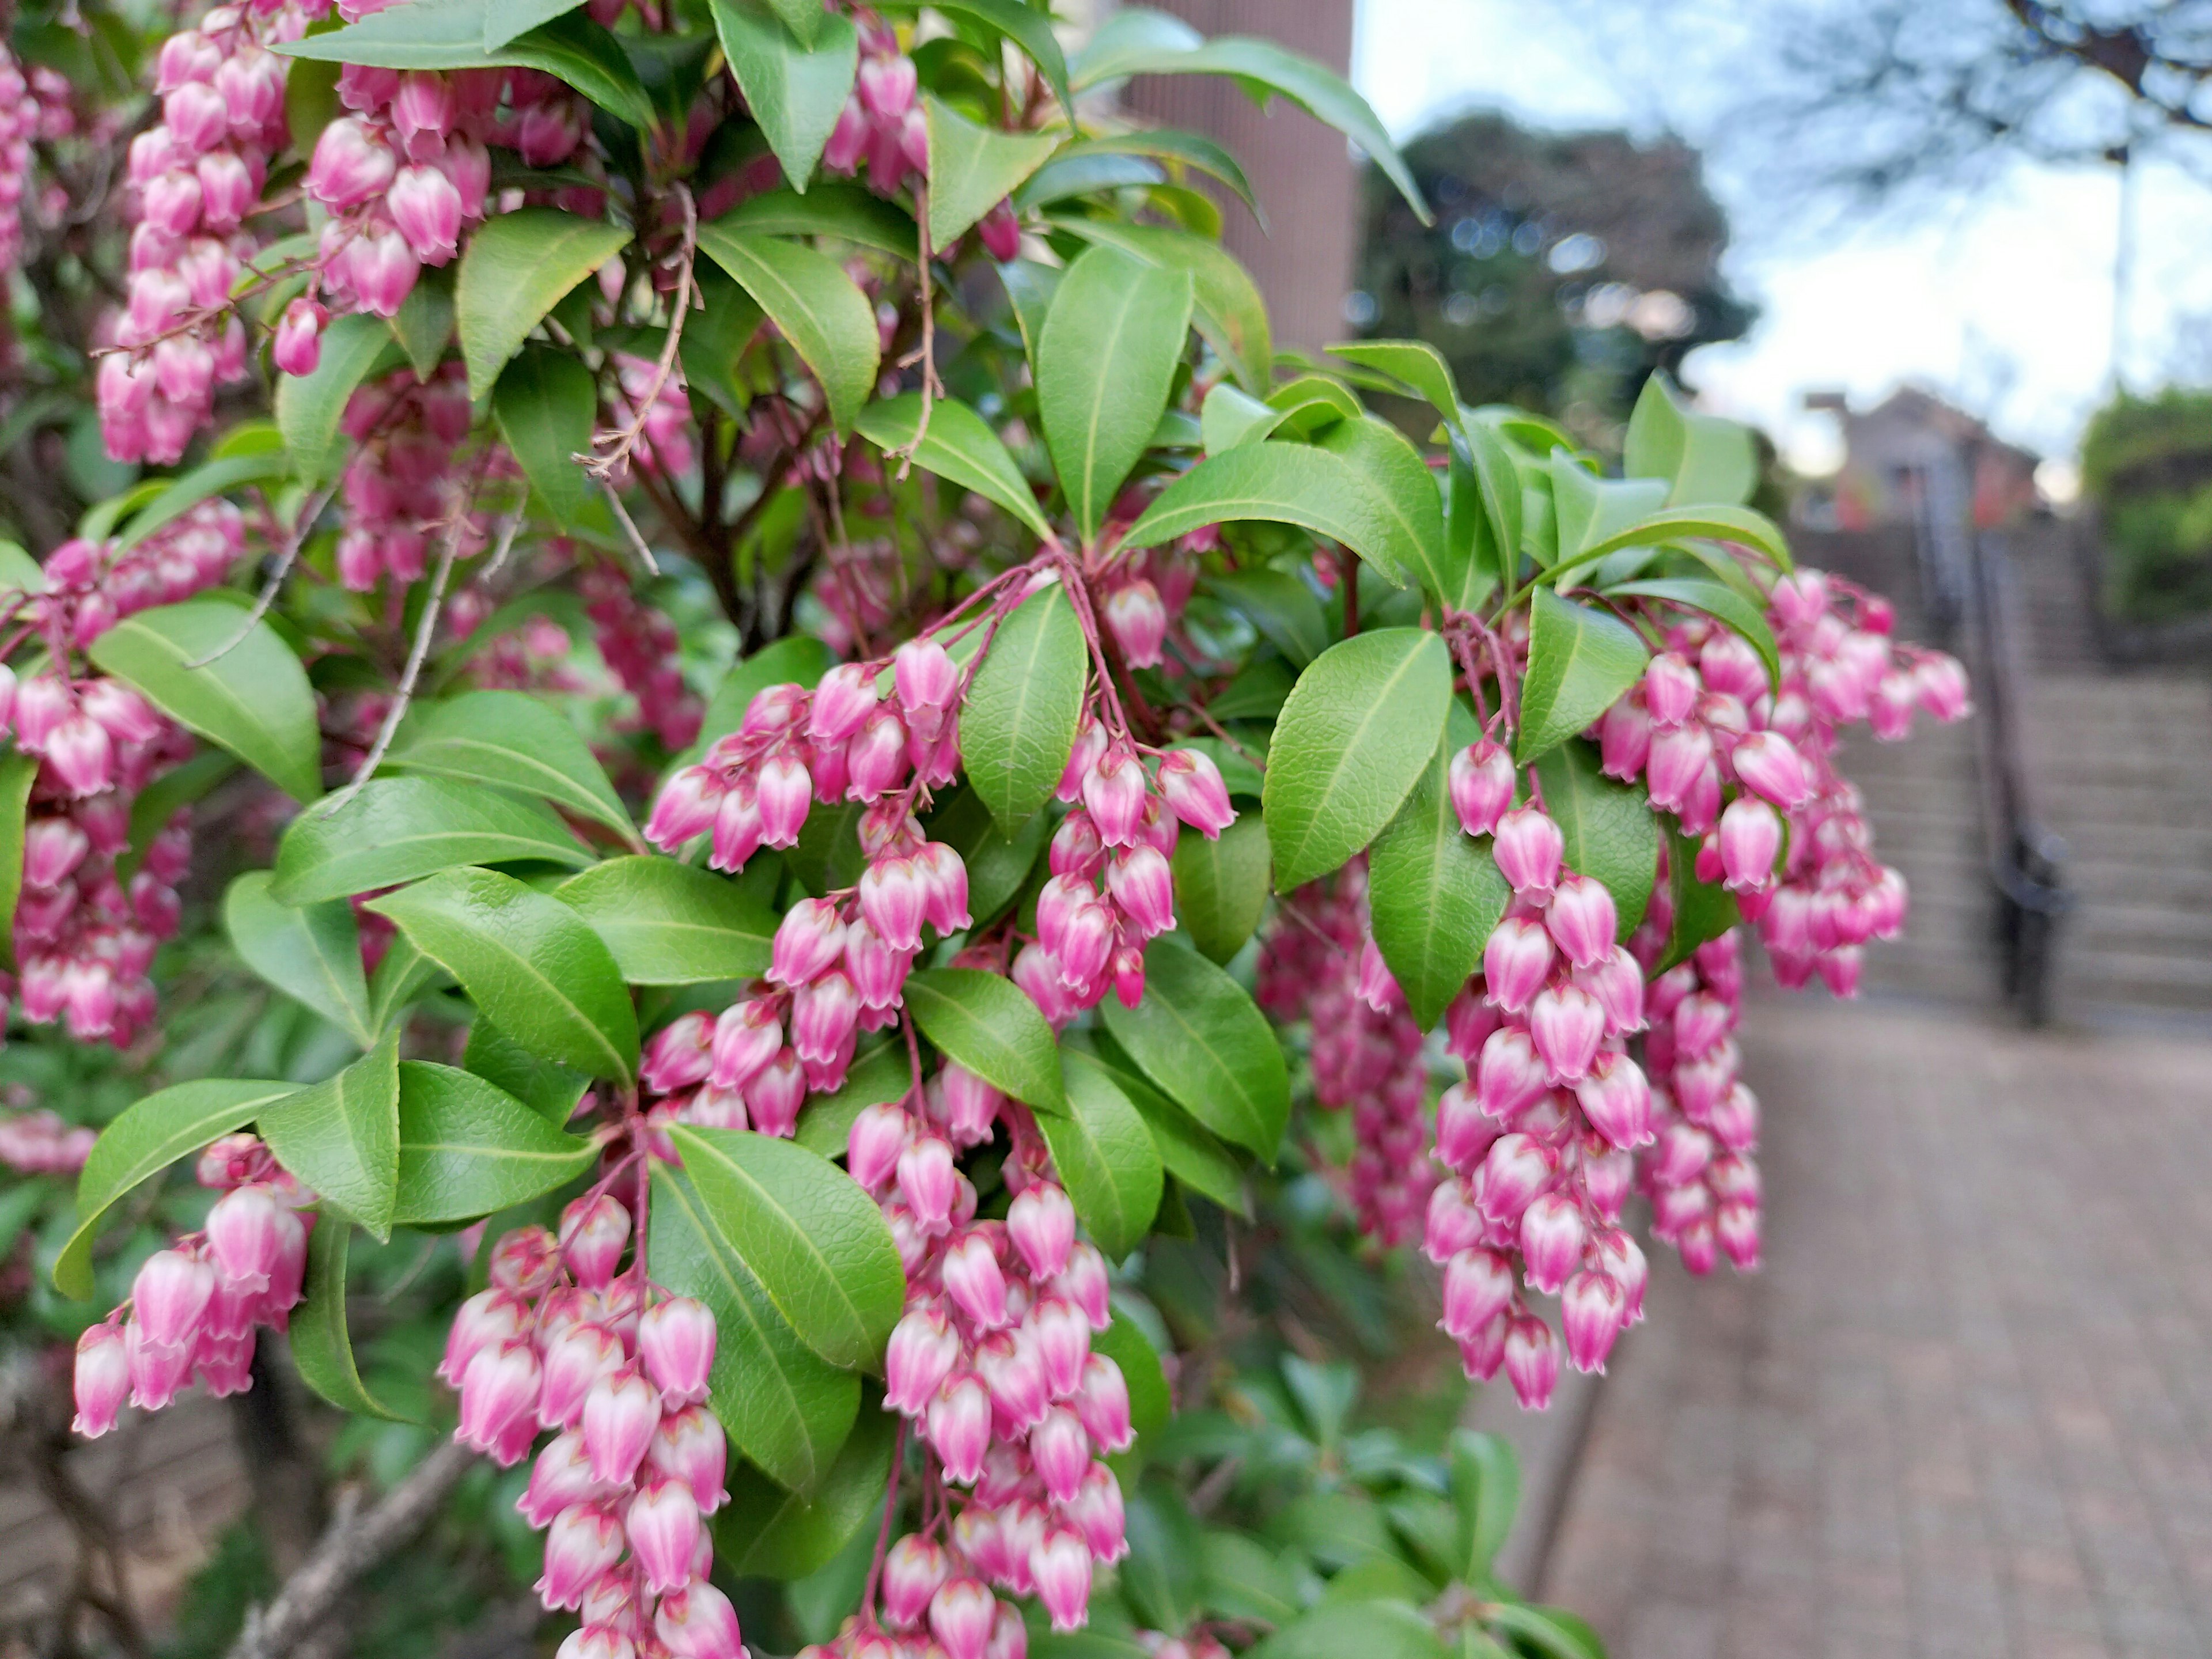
[1965,525,2071,1025]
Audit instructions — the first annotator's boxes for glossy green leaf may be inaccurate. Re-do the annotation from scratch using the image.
[905,967,1066,1113]
[290,1220,414,1421]
[794,1041,907,1160]
[368,866,639,1082]
[1624,372,1758,507]
[1441,446,1501,613]
[274,776,590,905]
[854,392,1052,540]
[1203,568,1328,668]
[1449,1427,1520,1583]
[88,598,323,802]
[464,1019,590,1125]
[1369,727,1512,1028]
[666,1124,904,1370]
[1200,383,1286,454]
[1263,628,1451,892]
[392,1061,594,1226]
[1554,501,1791,580]
[1122,1480,1203,1634]
[1099,938,1287,1162]
[1122,444,1427,591]
[259,1032,402,1240]
[650,1161,859,1493]
[713,183,915,260]
[1533,738,1659,941]
[959,582,1087,836]
[390,690,636,846]
[1658,826,1739,974]
[225,871,374,1046]
[923,786,1050,931]
[1095,1312,1172,1442]
[1514,586,1651,766]
[1199,1530,1301,1625]
[1247,1601,1448,1659]
[55,1080,298,1299]
[1036,244,1193,537]
[0,751,35,971]
[716,1406,895,1577]
[1170,812,1271,965]
[1041,129,1259,220]
[485,0,583,50]
[1458,414,1524,592]
[555,856,776,984]
[388,263,456,378]
[1041,1054,1164,1260]
[1603,575,1781,691]
[1268,374,1362,429]
[923,93,1059,248]
[274,312,392,483]
[1315,414,1447,594]
[494,344,596,530]
[1065,1033,1247,1217]
[1052,217,1269,395]
[368,931,445,1033]
[921,0,1074,117]
[456,209,633,399]
[1484,1604,1604,1659]
[113,449,290,552]
[696,224,880,433]
[1327,339,1458,423]
[709,0,859,193]
[998,257,1060,361]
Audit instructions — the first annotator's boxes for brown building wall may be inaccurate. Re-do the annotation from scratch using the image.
[1118,0,1361,357]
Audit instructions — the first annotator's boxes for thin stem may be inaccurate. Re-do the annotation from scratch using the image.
[187,478,340,668]
[889,188,943,478]
[583,184,700,487]
[859,1416,908,1627]
[599,476,664,578]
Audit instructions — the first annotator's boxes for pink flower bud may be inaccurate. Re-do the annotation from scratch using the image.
[1053,1241,1111,1329]
[1643,652,1700,726]
[1502,1314,1559,1410]
[438,130,491,218]
[708,998,782,1093]
[1083,745,1147,848]
[1105,845,1174,938]
[1031,1526,1093,1631]
[857,52,919,121]
[642,1010,715,1094]
[22,819,89,891]
[1729,729,1810,809]
[1441,1248,1514,1340]
[1914,652,1970,721]
[1474,1026,1550,1120]
[1111,944,1147,1009]
[1480,916,1553,1014]
[791,969,859,1066]
[898,1135,958,1232]
[457,1339,543,1462]
[857,854,926,952]
[1072,1351,1134,1453]
[928,1372,993,1482]
[943,1230,1010,1330]
[45,715,115,797]
[1156,748,1233,838]
[1006,1181,1074,1279]
[846,706,910,800]
[756,752,813,847]
[559,1194,631,1290]
[133,1248,215,1351]
[555,1624,635,1659]
[625,1476,701,1594]
[536,1501,626,1611]
[883,1533,948,1628]
[1528,983,1604,1083]
[1424,1177,1487,1264]
[1598,699,1652,781]
[306,116,395,209]
[206,1183,286,1294]
[1518,1191,1588,1294]
[742,1047,806,1137]
[893,638,958,733]
[931,1576,998,1659]
[1543,873,1617,969]
[1717,1198,1761,1268]
[1029,1405,1092,1503]
[655,1580,746,1659]
[1710,1081,1760,1151]
[846,1100,912,1194]
[346,226,420,317]
[1560,1270,1625,1372]
[646,766,723,851]
[1065,1461,1126,1565]
[645,1400,729,1514]
[824,93,869,172]
[270,294,325,376]
[1434,1081,1500,1173]
[1058,719,1108,805]
[1673,991,1733,1058]
[1492,806,1563,897]
[73,1324,131,1438]
[1450,740,1517,836]
[885,1303,961,1416]
[388,163,462,261]
[1645,722,1714,813]
[1580,945,1645,1035]
[1573,1049,1653,1150]
[974,1327,1050,1430]
[518,1430,609,1527]
[1103,579,1167,669]
[1055,900,1115,993]
[802,663,872,745]
[440,1287,531,1387]
[580,1365,661,1486]
[391,71,456,154]
[164,79,230,153]
[1717,797,1781,891]
[1026,1293,1089,1400]
[1476,1131,1554,1224]
[770,897,845,987]
[638,1297,716,1406]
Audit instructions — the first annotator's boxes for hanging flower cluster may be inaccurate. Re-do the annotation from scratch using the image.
[580,565,703,753]
[73,1133,312,1431]
[0,1108,96,1175]
[0,45,70,279]
[335,364,482,590]
[1635,931,1762,1275]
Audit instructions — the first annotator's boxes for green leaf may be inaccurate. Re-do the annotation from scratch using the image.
[1122,444,1430,591]
[1122,1480,1203,1634]
[1328,339,1459,423]
[714,183,915,260]
[1368,728,1512,1028]
[1262,628,1451,892]
[494,344,596,530]
[1603,575,1781,692]
[1051,217,1270,395]
[225,872,374,1046]
[290,1221,415,1421]
[88,599,323,802]
[1247,1601,1449,1659]
[1063,23,1428,224]
[368,866,640,1082]
[923,786,1050,930]
[393,1061,595,1226]
[456,209,633,400]
[389,690,636,847]
[1040,1054,1164,1260]
[923,93,1060,248]
[1036,244,1193,538]
[1315,415,1448,594]
[259,1032,402,1241]
[113,449,291,552]
[959,582,1088,836]
[1514,586,1650,766]
[369,931,445,1032]
[1066,1033,1248,1216]
[1200,383,1287,454]
[1624,372,1758,508]
[1199,1530,1301,1626]
[716,1406,895,1577]
[691,634,836,762]
[1170,812,1271,965]
[55,1080,299,1299]
[1658,826,1738,974]
[695,224,880,433]
[464,1019,590,1124]
[1552,501,1791,581]
[1203,568,1328,668]
[485,0,583,50]
[120,750,234,882]
[1449,1427,1520,1584]
[794,1041,908,1158]
[1095,1310,1173,1441]
[904,967,1066,1113]
[760,0,823,46]
[0,751,35,970]
[666,1124,904,1370]
[1532,738,1659,942]
[388,263,456,378]
[709,0,859,194]
[998,257,1061,361]
[650,1161,860,1493]
[275,312,393,483]
[1268,373,1363,430]
[921,0,1075,118]
[1458,415,1524,592]
[273,776,590,905]
[1441,446,1500,613]
[1484,1605,1603,1659]
[555,856,776,984]
[1099,938,1287,1162]
[1040,130,1260,221]
[855,392,1052,540]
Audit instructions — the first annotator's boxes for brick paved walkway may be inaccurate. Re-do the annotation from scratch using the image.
[1541,995,2212,1659]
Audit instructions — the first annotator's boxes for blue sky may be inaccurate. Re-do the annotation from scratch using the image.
[1350,0,2212,479]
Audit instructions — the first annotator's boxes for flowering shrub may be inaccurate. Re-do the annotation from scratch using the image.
[0,2,1967,1657]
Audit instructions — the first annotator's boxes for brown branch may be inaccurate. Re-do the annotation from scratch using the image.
[224,1439,475,1659]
